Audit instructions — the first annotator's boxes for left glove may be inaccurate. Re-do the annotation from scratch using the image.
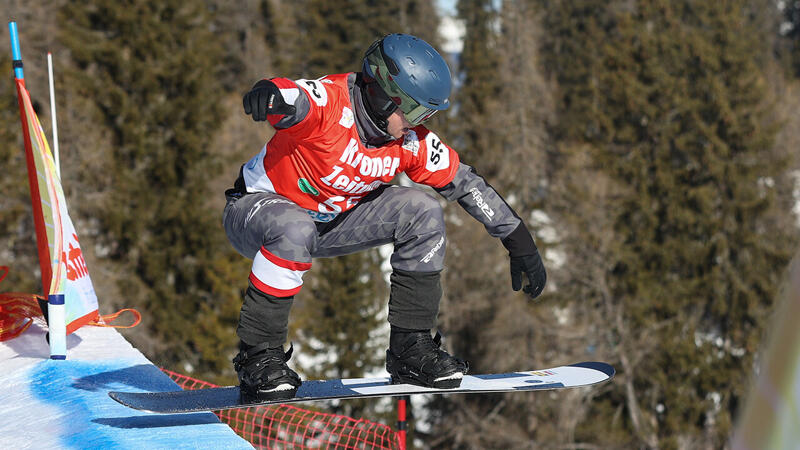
[502,222,546,299]
[243,79,296,122]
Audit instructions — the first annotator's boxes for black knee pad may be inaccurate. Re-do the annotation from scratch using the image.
[387,268,442,330]
[237,281,294,348]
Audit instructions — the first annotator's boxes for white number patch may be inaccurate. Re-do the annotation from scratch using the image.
[425,132,449,172]
[297,78,328,107]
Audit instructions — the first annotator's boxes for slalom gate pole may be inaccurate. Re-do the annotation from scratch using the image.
[48,293,66,359]
[47,52,60,179]
[44,49,66,358]
[45,49,66,359]
[8,21,67,359]
[397,396,409,450]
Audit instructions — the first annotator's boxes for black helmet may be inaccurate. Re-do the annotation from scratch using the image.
[361,34,452,127]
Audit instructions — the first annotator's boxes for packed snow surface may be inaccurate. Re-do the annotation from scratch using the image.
[0,323,252,449]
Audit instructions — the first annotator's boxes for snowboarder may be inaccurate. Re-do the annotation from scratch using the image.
[223,33,547,402]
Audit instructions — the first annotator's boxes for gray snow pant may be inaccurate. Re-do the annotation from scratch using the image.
[223,185,446,347]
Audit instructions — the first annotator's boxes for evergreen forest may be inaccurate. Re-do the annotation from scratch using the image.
[2,0,799,448]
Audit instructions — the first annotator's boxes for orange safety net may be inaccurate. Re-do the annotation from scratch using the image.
[0,266,45,341]
[0,266,141,341]
[162,368,403,450]
[89,308,142,329]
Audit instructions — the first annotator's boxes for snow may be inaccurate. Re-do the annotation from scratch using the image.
[439,16,466,54]
[792,170,800,226]
[436,0,465,54]
[0,323,252,449]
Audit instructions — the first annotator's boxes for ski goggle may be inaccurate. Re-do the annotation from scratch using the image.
[364,42,441,126]
[390,89,440,126]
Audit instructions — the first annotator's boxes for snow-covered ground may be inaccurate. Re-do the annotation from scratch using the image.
[0,324,252,449]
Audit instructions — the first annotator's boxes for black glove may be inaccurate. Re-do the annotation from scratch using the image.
[502,222,546,299]
[243,79,296,122]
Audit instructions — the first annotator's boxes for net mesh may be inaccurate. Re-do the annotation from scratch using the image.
[162,368,402,449]
[0,266,45,341]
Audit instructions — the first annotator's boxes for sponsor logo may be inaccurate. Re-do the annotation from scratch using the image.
[64,234,89,281]
[246,152,260,170]
[339,106,354,129]
[420,236,445,264]
[298,178,320,196]
[320,165,385,195]
[402,130,420,156]
[318,138,400,196]
[469,187,495,221]
[338,138,401,178]
[246,197,292,225]
[306,209,337,222]
[530,370,556,377]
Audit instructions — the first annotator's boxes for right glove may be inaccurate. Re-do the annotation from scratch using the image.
[502,222,547,300]
[509,251,546,299]
[243,79,296,122]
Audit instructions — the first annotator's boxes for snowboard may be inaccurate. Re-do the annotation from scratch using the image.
[109,361,614,414]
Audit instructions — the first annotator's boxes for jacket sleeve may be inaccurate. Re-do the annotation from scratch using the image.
[434,163,522,239]
[263,77,314,130]
[402,127,460,189]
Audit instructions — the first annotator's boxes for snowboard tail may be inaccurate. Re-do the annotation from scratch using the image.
[109,361,614,414]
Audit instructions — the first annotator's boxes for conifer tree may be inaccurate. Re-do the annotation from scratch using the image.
[444,0,508,370]
[538,0,797,446]
[453,0,504,171]
[780,0,800,76]
[58,0,237,379]
[431,1,561,447]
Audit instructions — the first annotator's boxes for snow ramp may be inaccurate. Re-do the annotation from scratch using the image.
[0,323,253,449]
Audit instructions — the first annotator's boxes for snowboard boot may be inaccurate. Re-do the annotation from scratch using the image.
[233,341,302,403]
[386,329,468,389]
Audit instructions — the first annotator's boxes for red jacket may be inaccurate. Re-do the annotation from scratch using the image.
[240,73,459,221]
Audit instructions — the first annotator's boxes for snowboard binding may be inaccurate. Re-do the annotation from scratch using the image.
[386,330,468,389]
[234,341,301,403]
